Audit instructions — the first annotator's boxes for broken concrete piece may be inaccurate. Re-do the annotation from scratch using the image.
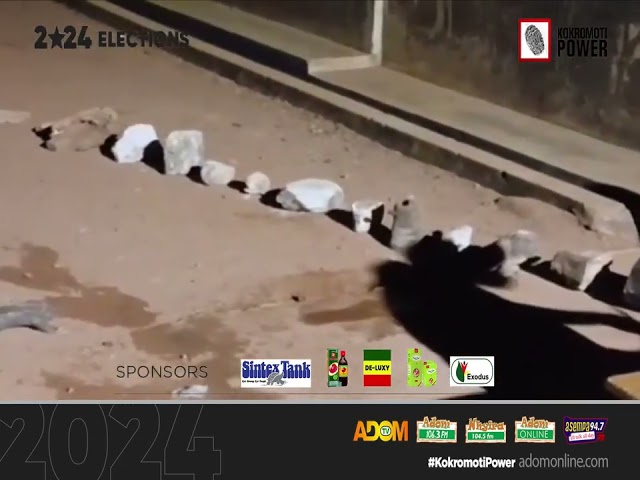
[164,130,204,175]
[623,257,640,310]
[495,229,539,279]
[573,201,639,243]
[200,160,236,186]
[550,250,613,291]
[44,122,112,152]
[0,301,56,333]
[245,171,271,195]
[38,107,117,134]
[171,384,209,399]
[0,109,30,125]
[390,195,423,253]
[276,178,345,213]
[352,199,384,233]
[112,124,158,164]
[444,225,473,251]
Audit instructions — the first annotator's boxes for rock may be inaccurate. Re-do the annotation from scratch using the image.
[37,107,117,135]
[573,201,639,243]
[351,199,384,234]
[245,171,271,195]
[624,257,640,309]
[276,178,344,213]
[164,130,204,175]
[494,229,539,280]
[0,109,30,125]
[444,225,473,251]
[550,250,612,291]
[172,384,209,400]
[44,122,112,152]
[112,124,158,164]
[200,160,235,186]
[390,195,423,253]
[0,301,56,333]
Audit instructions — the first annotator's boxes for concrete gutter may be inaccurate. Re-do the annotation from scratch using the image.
[146,0,381,75]
[61,0,638,241]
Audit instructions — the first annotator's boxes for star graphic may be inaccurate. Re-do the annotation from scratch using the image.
[48,27,64,49]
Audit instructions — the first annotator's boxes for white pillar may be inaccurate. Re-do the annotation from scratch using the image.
[371,0,385,59]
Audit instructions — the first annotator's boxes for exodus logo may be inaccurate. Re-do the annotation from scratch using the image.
[563,417,607,444]
[353,420,408,442]
[449,356,495,387]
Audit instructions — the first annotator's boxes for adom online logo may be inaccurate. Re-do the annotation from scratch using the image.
[449,356,495,387]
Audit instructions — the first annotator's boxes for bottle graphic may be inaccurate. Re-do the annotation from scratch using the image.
[328,349,340,387]
[338,350,348,386]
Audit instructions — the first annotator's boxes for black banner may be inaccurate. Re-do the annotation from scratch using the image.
[0,402,634,479]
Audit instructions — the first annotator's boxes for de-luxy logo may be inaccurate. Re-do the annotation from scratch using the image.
[519,18,552,62]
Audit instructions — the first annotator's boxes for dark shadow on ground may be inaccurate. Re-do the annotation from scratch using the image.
[32,126,53,150]
[259,188,284,209]
[326,209,391,247]
[140,140,165,174]
[228,180,247,193]
[186,166,206,185]
[585,265,631,310]
[522,258,640,314]
[521,259,564,285]
[99,134,118,161]
[375,234,640,399]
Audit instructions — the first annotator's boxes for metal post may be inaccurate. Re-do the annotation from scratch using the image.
[371,0,385,59]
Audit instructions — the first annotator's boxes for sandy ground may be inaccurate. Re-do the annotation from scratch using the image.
[0,1,636,400]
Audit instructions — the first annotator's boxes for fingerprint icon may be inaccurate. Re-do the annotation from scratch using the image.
[524,25,545,55]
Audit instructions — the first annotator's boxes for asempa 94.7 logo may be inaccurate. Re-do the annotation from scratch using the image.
[563,417,607,444]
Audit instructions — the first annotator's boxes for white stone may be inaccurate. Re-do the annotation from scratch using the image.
[351,199,384,233]
[245,171,271,195]
[276,178,344,213]
[164,130,204,175]
[0,109,30,125]
[550,250,612,291]
[200,160,236,186]
[171,384,209,399]
[444,225,473,251]
[495,229,539,278]
[112,124,158,164]
[390,195,423,253]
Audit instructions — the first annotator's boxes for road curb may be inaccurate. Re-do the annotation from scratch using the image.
[61,0,638,242]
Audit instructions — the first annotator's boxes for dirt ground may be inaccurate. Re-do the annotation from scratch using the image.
[0,1,634,400]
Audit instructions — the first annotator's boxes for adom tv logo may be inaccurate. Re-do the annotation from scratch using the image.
[353,420,408,442]
[449,356,495,387]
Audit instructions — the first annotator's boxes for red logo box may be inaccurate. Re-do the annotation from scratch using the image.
[519,18,552,63]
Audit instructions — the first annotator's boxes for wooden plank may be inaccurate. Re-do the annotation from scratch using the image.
[606,371,640,399]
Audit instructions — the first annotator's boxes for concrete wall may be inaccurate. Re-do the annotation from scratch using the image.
[215,0,640,152]
[218,0,371,52]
